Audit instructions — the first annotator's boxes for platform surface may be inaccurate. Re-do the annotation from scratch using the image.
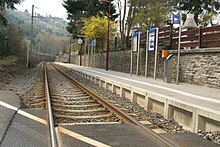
[0,90,20,143]
[55,63,220,112]
[60,123,166,147]
[0,90,50,147]
[0,109,50,147]
[59,123,218,147]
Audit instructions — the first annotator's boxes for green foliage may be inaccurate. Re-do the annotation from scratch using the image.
[0,55,18,65]
[0,0,21,10]
[80,15,116,50]
[0,0,21,26]
[134,0,170,30]
[178,0,220,26]
[63,0,118,37]
[129,0,175,31]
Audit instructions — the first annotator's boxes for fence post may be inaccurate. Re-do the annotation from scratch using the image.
[198,26,201,48]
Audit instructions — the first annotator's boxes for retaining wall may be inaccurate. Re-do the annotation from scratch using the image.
[71,48,220,89]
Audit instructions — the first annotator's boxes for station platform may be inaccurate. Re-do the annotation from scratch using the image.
[58,123,217,147]
[0,90,50,147]
[59,123,165,147]
[55,62,220,133]
[0,78,218,146]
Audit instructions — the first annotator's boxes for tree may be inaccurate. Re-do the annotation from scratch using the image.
[63,0,118,38]
[0,0,21,26]
[178,0,220,26]
[130,0,176,31]
[80,15,116,51]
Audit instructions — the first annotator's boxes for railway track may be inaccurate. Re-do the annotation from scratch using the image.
[44,63,176,147]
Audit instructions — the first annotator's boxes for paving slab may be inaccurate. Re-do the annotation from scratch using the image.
[0,90,20,143]
[161,132,218,147]
[0,109,50,147]
[60,124,166,147]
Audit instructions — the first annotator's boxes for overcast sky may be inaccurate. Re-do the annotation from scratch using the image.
[15,0,67,19]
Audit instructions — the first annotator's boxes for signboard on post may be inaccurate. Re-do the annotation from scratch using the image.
[171,13,181,24]
[147,26,158,52]
[132,29,140,52]
[171,12,182,84]
[130,29,141,75]
[145,26,159,79]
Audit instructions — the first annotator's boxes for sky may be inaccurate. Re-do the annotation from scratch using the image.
[15,0,67,19]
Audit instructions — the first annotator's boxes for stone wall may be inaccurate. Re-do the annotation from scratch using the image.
[170,48,220,89]
[72,48,164,77]
[71,48,220,89]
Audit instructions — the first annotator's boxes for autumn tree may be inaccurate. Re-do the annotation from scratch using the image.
[63,0,117,38]
[80,15,116,51]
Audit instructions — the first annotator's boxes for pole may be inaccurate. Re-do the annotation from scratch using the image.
[130,30,133,75]
[30,5,34,67]
[106,2,110,71]
[84,38,87,65]
[80,43,82,66]
[176,13,182,84]
[88,43,90,67]
[153,28,159,80]
[145,30,149,78]
[69,37,71,64]
[136,31,140,76]
[27,40,30,67]
[93,44,96,68]
[91,43,93,67]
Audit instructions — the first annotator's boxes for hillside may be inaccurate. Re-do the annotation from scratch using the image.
[6,9,68,40]
[2,9,70,56]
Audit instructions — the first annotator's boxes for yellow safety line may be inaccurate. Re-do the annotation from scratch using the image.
[0,100,111,147]
[59,127,111,147]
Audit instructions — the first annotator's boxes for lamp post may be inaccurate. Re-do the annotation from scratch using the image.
[99,0,110,71]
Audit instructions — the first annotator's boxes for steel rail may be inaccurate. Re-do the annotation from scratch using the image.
[51,64,177,147]
[45,64,58,147]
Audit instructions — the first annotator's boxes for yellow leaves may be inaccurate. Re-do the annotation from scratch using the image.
[81,15,115,40]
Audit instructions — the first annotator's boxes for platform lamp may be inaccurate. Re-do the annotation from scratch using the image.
[99,0,110,71]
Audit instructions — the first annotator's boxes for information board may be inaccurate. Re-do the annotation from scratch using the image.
[132,30,140,52]
[147,26,158,52]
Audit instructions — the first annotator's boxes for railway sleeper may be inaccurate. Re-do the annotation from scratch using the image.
[54,114,114,119]
[51,99,97,104]
[52,107,107,113]
[52,103,101,108]
[51,95,91,100]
